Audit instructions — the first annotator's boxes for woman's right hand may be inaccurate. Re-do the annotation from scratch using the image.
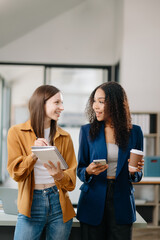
[86,162,108,176]
[34,138,49,146]
[31,138,49,161]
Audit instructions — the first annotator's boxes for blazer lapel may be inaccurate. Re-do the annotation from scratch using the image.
[116,145,130,178]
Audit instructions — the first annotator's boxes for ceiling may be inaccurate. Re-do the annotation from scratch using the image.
[0,0,85,48]
[0,0,86,81]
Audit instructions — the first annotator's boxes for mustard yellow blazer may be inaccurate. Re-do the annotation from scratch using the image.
[7,120,77,223]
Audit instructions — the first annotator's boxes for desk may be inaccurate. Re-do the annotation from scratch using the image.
[0,211,147,228]
[0,211,147,240]
[133,177,160,226]
[134,177,160,185]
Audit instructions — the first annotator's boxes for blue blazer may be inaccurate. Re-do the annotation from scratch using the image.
[76,123,143,226]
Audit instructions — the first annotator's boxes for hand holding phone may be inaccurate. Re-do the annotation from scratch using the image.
[93,159,107,165]
[86,159,108,176]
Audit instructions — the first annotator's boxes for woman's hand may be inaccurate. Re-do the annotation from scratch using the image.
[128,158,144,173]
[31,152,38,161]
[44,161,64,181]
[86,162,108,176]
[31,138,49,162]
[34,138,49,146]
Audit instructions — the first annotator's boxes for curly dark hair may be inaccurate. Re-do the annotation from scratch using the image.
[85,82,132,150]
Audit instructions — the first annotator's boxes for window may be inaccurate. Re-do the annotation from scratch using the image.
[0,63,110,204]
[46,66,108,205]
[0,65,44,182]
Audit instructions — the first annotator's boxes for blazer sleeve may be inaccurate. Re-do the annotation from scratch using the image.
[7,127,37,182]
[130,125,144,183]
[77,126,93,183]
[55,135,77,192]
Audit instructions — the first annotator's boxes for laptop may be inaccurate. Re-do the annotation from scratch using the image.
[0,187,18,215]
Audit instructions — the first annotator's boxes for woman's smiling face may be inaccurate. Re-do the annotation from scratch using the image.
[44,92,64,128]
[92,88,106,121]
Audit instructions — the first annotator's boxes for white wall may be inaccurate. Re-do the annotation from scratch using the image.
[121,0,160,112]
[0,0,123,65]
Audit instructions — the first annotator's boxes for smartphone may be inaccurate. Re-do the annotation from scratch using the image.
[93,159,107,165]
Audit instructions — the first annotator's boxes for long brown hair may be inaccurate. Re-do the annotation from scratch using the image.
[28,85,60,145]
[86,82,132,149]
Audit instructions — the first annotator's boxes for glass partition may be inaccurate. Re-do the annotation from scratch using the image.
[0,78,3,182]
[0,65,45,182]
[1,84,11,181]
[46,67,108,205]
[0,64,109,203]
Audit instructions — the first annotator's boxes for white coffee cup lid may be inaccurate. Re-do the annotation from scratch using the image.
[130,149,144,155]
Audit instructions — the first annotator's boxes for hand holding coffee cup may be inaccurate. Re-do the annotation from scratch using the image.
[129,149,144,173]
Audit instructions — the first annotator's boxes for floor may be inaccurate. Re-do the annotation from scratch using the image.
[132,228,160,240]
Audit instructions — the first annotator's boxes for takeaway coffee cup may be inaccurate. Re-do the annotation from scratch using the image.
[129,149,144,170]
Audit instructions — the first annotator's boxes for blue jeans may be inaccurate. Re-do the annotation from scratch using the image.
[14,186,73,240]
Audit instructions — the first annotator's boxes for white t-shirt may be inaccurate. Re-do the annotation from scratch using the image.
[107,143,118,177]
[34,128,55,184]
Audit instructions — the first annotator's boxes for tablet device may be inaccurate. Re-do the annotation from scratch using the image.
[31,146,68,169]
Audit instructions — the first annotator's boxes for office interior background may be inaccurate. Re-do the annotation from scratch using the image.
[0,0,160,236]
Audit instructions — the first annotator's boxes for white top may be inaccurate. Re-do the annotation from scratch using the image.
[107,143,118,177]
[34,128,55,184]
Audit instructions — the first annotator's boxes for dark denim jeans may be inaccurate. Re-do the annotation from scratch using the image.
[14,186,72,240]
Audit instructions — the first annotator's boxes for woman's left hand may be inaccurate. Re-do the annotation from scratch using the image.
[128,158,144,173]
[44,161,64,181]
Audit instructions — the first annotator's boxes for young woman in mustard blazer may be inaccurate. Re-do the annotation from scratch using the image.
[7,85,77,240]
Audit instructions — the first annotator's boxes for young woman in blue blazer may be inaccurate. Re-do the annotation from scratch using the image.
[77,82,144,240]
